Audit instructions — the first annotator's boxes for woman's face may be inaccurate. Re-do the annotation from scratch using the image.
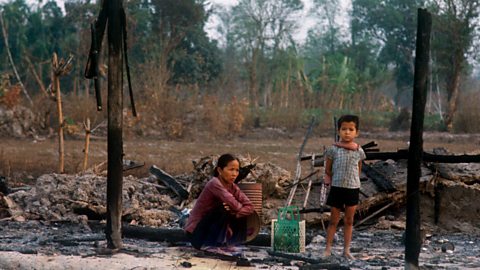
[217,159,240,185]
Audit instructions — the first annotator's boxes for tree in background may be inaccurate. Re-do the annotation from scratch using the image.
[429,0,480,131]
[0,0,31,77]
[230,0,303,109]
[303,0,389,112]
[168,22,222,87]
[351,0,422,108]
[1,0,480,134]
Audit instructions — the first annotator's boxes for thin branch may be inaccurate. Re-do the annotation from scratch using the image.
[0,11,33,105]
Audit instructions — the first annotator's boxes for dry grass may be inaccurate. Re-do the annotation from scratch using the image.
[453,92,480,133]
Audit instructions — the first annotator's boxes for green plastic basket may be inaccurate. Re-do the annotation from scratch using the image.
[273,206,301,253]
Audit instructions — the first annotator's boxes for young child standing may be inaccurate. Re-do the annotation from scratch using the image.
[323,115,366,259]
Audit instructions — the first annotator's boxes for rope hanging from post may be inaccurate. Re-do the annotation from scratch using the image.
[121,7,137,117]
[84,3,136,116]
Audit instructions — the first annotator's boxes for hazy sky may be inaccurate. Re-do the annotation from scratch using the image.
[10,0,349,45]
[206,0,318,44]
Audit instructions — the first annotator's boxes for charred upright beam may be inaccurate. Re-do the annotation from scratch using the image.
[405,8,431,269]
[105,0,124,249]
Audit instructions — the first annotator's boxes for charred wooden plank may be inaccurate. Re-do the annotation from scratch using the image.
[267,250,350,269]
[362,163,397,193]
[299,264,351,270]
[149,165,189,200]
[362,141,378,149]
[122,160,145,171]
[0,176,10,195]
[235,164,256,184]
[122,225,188,243]
[423,152,480,163]
[366,150,409,161]
[355,201,396,228]
[122,224,274,246]
[366,149,480,163]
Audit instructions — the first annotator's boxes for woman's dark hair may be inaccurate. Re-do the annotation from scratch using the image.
[337,114,360,130]
[213,154,240,177]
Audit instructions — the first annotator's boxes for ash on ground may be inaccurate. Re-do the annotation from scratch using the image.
[0,153,480,269]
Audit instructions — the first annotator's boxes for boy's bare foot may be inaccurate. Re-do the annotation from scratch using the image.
[343,252,355,260]
[323,250,331,257]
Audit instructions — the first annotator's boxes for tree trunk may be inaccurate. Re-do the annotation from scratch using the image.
[405,8,431,269]
[105,0,124,250]
[444,57,462,131]
[249,48,259,109]
[25,55,48,98]
[0,11,33,105]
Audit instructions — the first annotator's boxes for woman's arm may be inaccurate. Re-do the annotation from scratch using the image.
[231,188,254,218]
[211,179,254,217]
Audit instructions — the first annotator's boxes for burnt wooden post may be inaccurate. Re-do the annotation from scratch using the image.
[405,8,431,270]
[105,0,124,249]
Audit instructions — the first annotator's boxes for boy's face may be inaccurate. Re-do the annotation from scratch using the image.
[338,121,358,143]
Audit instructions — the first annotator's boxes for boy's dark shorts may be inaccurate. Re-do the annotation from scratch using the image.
[326,186,360,209]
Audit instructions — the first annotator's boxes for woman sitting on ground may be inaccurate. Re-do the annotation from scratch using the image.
[184,153,255,250]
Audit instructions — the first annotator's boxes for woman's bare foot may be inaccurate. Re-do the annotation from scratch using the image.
[343,252,355,260]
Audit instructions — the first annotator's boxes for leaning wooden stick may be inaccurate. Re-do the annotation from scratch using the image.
[83,118,91,171]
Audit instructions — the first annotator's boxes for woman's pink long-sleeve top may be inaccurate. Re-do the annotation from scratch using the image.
[184,177,254,233]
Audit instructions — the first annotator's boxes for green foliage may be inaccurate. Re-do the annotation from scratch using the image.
[351,0,422,107]
[169,27,222,85]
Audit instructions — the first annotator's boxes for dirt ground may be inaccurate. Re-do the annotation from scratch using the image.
[2,130,479,183]
[1,130,480,269]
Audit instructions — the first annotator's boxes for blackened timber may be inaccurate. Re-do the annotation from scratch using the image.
[366,150,408,161]
[122,225,273,246]
[105,0,124,250]
[362,163,397,193]
[149,165,189,200]
[362,141,378,149]
[423,152,480,163]
[405,8,431,269]
[122,225,187,243]
[365,150,480,163]
[267,250,349,269]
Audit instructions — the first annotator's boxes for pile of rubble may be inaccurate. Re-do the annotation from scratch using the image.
[0,105,37,138]
[1,149,479,234]
[178,155,292,199]
[0,155,294,227]
[3,173,177,227]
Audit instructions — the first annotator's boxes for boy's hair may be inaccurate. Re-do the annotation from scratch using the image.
[337,115,360,130]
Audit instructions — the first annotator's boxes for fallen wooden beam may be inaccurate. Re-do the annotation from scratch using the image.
[123,160,145,171]
[362,163,397,193]
[149,165,189,200]
[122,225,188,243]
[267,250,350,269]
[366,150,480,163]
[122,224,274,246]
[355,201,396,228]
[299,264,351,270]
